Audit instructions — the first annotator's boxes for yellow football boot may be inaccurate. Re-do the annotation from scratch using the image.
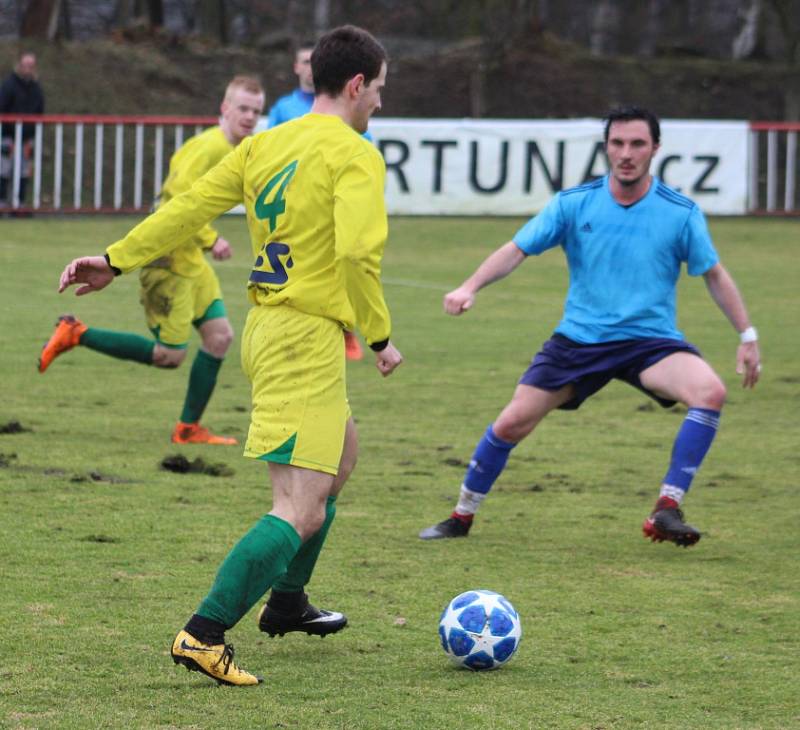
[171,630,262,686]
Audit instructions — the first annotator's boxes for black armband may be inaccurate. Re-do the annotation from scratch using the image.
[104,253,122,276]
[369,338,390,352]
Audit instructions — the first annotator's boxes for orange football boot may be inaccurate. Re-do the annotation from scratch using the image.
[38,315,88,373]
[171,421,237,445]
[344,330,363,361]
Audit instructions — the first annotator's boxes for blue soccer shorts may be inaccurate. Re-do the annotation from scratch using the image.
[519,333,702,410]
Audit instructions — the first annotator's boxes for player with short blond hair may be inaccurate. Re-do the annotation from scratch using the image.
[225,74,264,101]
[39,76,265,445]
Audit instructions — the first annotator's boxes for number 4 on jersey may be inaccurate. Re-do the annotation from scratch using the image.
[255,160,298,232]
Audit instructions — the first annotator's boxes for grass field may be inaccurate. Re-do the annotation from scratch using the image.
[1,214,798,729]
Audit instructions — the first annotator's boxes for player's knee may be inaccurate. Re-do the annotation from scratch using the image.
[691,376,727,410]
[493,414,531,444]
[298,504,327,540]
[705,378,727,410]
[152,345,186,369]
[202,323,234,358]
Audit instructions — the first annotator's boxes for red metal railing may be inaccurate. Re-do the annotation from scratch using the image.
[0,113,217,213]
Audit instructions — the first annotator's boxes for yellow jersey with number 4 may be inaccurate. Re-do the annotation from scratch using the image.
[106,113,391,346]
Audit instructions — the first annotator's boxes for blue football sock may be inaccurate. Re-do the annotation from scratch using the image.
[662,407,720,492]
[462,424,517,496]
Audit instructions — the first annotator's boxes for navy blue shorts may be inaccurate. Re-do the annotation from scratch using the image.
[519,334,702,410]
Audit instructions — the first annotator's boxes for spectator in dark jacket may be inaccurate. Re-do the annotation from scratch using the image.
[1,52,45,206]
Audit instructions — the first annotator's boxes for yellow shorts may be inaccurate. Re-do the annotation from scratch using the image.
[139,262,223,347]
[241,305,350,475]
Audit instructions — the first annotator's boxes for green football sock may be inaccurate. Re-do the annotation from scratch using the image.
[79,327,154,364]
[272,495,337,593]
[197,514,301,628]
[180,349,223,424]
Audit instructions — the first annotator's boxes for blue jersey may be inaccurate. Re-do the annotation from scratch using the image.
[267,89,314,128]
[267,88,374,141]
[513,175,719,344]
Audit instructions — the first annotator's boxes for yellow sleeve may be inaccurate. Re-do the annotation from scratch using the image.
[161,133,225,252]
[334,149,391,346]
[197,224,220,251]
[106,140,249,273]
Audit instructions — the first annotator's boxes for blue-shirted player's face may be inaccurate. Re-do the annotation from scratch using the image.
[605,120,659,188]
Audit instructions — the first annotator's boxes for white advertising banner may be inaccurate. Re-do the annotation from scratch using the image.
[368,118,749,216]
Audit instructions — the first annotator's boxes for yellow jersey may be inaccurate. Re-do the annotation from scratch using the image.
[107,113,391,346]
[150,125,232,277]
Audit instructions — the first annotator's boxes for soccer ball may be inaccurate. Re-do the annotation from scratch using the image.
[438,589,522,670]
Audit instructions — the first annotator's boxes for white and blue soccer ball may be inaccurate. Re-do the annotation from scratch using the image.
[438,589,522,670]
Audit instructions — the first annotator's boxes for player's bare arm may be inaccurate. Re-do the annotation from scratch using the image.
[444,240,526,315]
[702,262,761,388]
[58,255,116,296]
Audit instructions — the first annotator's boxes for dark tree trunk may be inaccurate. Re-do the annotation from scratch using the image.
[146,0,164,28]
[20,0,62,39]
[197,0,227,43]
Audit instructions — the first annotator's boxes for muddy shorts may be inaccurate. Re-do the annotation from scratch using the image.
[139,261,224,347]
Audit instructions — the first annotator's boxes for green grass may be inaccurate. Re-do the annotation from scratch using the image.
[0,215,798,729]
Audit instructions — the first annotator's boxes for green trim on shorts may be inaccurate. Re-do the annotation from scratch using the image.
[148,325,188,349]
[257,433,297,465]
[193,298,227,329]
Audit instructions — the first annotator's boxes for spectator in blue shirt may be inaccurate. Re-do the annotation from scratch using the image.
[267,41,315,128]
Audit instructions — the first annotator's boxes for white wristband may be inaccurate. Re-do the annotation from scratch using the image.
[739,326,758,344]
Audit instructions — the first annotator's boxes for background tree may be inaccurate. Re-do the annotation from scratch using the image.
[20,0,61,38]
[765,0,800,118]
[112,0,164,32]
[196,0,226,43]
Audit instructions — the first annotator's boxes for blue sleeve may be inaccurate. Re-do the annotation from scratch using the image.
[512,194,567,256]
[267,103,282,129]
[683,206,719,276]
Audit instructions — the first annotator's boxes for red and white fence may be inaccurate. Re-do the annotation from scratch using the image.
[748,122,800,214]
[0,113,216,213]
[1,114,798,215]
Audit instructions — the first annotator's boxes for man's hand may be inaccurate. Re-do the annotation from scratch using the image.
[375,341,403,377]
[211,237,232,260]
[443,286,476,315]
[58,256,115,296]
[736,341,761,389]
